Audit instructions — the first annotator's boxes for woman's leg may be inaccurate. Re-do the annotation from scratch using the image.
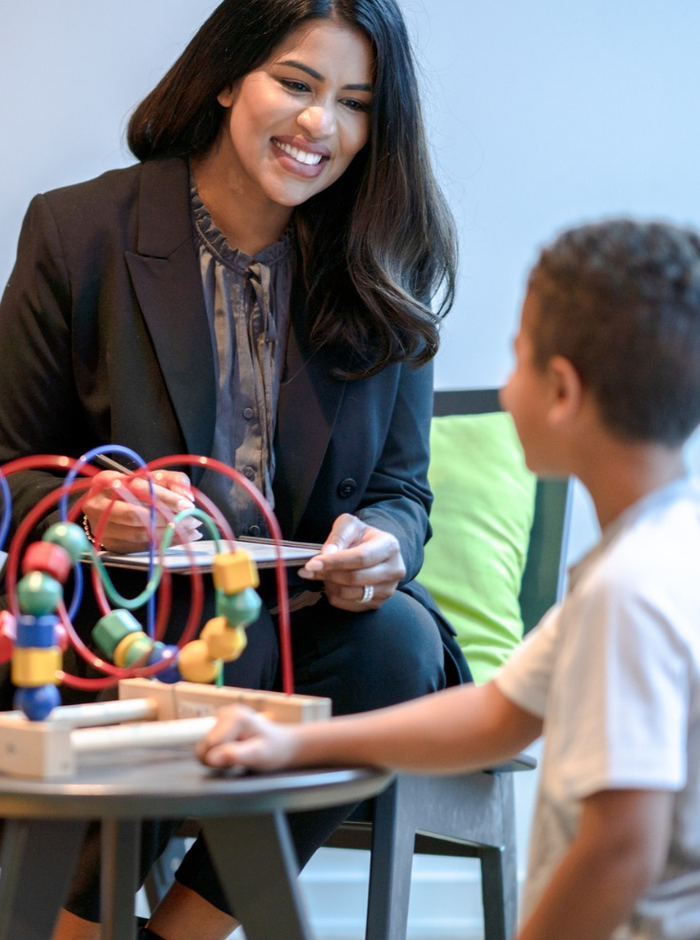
[52,594,279,939]
[145,882,238,940]
[165,590,452,916]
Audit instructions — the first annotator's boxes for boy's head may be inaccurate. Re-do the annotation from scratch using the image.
[519,218,700,449]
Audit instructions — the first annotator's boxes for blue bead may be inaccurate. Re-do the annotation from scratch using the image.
[14,684,61,721]
[148,644,181,684]
[15,614,58,649]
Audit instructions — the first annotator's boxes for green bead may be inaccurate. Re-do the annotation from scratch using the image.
[93,609,141,658]
[215,586,262,628]
[43,522,90,561]
[17,571,62,615]
[123,635,156,667]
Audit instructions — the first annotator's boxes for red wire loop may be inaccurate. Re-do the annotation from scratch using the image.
[0,453,295,695]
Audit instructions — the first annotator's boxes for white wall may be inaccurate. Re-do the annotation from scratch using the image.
[3,2,700,937]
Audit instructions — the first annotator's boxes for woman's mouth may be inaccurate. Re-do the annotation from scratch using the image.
[272,138,330,177]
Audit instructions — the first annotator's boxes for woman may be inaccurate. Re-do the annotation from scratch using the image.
[0,1,469,938]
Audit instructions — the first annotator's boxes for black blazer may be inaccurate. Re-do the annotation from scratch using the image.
[0,157,469,683]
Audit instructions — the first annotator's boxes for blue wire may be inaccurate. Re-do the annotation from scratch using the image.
[61,446,157,635]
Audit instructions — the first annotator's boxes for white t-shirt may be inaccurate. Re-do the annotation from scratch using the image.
[496,477,700,939]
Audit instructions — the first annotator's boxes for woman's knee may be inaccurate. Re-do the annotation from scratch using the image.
[291,592,447,714]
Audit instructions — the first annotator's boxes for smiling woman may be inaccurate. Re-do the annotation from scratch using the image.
[194,21,374,255]
[0,2,465,940]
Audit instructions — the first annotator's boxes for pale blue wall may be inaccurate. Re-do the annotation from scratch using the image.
[3,1,699,386]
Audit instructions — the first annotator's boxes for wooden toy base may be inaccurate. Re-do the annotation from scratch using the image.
[0,679,331,779]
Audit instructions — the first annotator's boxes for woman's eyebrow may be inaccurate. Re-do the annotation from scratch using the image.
[277,58,372,92]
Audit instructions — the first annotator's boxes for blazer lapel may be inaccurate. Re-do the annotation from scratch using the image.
[125,158,216,464]
[274,304,345,536]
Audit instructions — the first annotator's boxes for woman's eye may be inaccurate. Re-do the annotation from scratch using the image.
[342,98,371,113]
[280,79,309,93]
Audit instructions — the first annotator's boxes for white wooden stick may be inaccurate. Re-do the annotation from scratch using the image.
[72,716,216,754]
[49,698,159,728]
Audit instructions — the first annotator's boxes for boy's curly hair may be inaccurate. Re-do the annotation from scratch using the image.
[528,218,700,445]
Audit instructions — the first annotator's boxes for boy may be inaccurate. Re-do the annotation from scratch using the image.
[198,219,700,940]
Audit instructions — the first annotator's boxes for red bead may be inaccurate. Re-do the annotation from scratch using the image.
[0,611,16,664]
[21,542,73,583]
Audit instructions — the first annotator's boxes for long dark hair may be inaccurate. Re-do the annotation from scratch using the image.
[128,0,458,378]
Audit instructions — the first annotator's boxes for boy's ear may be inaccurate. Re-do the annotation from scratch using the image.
[545,354,584,428]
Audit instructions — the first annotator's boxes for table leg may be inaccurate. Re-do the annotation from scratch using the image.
[101,819,141,940]
[200,812,315,940]
[0,818,87,940]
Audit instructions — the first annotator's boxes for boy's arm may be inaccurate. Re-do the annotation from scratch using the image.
[198,680,543,774]
[517,788,674,940]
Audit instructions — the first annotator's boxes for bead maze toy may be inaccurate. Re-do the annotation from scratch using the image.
[0,448,331,778]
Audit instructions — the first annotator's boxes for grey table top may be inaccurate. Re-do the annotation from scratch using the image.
[0,746,392,820]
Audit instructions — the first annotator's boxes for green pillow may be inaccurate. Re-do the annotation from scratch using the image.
[418,412,536,684]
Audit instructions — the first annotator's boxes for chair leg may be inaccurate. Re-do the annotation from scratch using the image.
[364,781,416,940]
[480,846,513,940]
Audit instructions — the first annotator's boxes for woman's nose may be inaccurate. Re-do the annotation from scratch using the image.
[297,104,336,139]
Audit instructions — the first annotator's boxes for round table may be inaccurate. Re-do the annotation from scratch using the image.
[0,747,392,940]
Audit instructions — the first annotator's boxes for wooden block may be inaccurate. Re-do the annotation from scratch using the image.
[0,715,74,779]
[118,677,179,719]
[172,681,332,723]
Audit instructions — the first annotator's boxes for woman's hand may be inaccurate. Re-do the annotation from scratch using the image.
[82,469,202,554]
[197,705,299,772]
[297,513,406,611]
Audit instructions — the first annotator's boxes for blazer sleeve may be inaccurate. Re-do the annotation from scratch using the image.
[354,358,434,583]
[0,195,92,543]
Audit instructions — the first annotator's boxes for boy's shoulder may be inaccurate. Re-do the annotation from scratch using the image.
[573,476,700,631]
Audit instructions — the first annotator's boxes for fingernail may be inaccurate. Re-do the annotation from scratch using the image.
[304,558,323,571]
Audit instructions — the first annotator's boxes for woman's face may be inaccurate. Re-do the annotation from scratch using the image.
[215,20,374,212]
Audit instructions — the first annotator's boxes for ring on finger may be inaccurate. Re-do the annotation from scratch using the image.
[360,585,374,604]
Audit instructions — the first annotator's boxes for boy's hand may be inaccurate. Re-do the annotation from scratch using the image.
[197,705,300,772]
[83,469,202,553]
[296,514,406,611]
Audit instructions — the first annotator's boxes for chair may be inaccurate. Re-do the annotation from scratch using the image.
[321,388,572,940]
[145,388,573,940]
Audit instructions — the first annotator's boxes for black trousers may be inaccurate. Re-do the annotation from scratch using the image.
[58,585,466,921]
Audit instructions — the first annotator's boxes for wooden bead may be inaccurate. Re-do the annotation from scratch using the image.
[21,542,72,583]
[201,617,248,661]
[212,550,259,593]
[43,521,91,561]
[16,571,62,616]
[11,647,62,686]
[113,631,150,668]
[93,609,142,658]
[216,586,262,628]
[14,684,61,721]
[177,640,220,684]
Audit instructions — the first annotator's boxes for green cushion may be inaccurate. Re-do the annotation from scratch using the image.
[418,412,536,684]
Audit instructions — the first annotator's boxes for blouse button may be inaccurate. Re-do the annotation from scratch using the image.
[243,466,255,480]
[337,478,357,499]
[247,525,261,537]
[243,407,254,420]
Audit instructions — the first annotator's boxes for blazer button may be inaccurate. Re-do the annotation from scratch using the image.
[337,478,357,499]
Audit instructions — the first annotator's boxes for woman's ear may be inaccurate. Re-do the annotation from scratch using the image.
[545,354,584,429]
[217,84,237,108]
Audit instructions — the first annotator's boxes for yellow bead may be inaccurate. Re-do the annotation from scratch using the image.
[212,550,259,593]
[177,640,220,684]
[201,617,248,661]
[113,631,151,667]
[12,647,61,686]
